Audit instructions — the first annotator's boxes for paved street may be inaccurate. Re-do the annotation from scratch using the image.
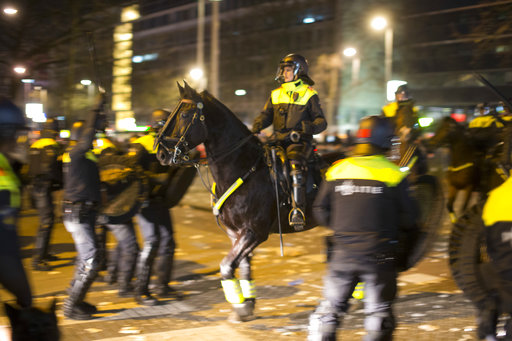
[0,173,492,340]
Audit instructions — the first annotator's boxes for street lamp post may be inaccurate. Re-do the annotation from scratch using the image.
[370,16,393,87]
[343,47,360,85]
[342,47,360,128]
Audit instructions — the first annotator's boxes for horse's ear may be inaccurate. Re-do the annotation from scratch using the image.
[183,79,192,92]
[177,81,185,97]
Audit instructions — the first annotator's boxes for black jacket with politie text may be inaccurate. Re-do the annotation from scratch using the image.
[313,155,419,270]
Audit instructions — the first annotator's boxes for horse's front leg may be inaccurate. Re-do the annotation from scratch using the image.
[446,184,458,223]
[219,228,260,321]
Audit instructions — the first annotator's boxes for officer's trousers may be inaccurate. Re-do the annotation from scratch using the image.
[321,263,397,340]
[136,201,175,288]
[106,221,139,286]
[32,181,55,261]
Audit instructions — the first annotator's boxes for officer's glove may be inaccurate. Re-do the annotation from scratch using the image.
[274,131,290,141]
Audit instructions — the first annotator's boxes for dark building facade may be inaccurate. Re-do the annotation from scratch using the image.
[129,0,512,130]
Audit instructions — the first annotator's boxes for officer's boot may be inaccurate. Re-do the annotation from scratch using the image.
[32,224,52,271]
[154,254,181,299]
[307,301,339,341]
[135,245,158,306]
[118,250,137,298]
[63,262,98,320]
[289,166,306,231]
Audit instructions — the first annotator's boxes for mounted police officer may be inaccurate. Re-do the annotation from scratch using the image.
[129,109,179,306]
[0,98,32,309]
[481,177,512,340]
[308,115,419,341]
[251,53,327,230]
[62,96,106,320]
[28,118,63,271]
[469,103,505,156]
[381,84,428,176]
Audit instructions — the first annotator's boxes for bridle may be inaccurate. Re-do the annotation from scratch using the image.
[155,98,207,165]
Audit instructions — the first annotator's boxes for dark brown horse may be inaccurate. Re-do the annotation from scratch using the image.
[428,116,504,222]
[154,82,332,321]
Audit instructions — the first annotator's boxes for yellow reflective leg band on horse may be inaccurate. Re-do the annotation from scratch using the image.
[239,279,256,299]
[221,279,245,304]
[352,282,364,300]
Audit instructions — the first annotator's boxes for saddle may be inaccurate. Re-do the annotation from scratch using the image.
[264,144,324,208]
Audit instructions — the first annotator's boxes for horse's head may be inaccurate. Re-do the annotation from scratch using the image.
[155,81,208,165]
[428,116,458,149]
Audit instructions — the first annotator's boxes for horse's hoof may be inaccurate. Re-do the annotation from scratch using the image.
[228,302,255,323]
[227,310,255,323]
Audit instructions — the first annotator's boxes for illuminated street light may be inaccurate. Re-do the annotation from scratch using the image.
[13,66,26,74]
[371,15,393,91]
[80,79,92,86]
[3,7,18,15]
[234,89,247,96]
[370,16,387,31]
[189,67,204,80]
[343,47,357,57]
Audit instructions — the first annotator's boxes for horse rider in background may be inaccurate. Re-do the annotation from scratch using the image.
[251,53,327,231]
[381,84,427,176]
[28,118,63,271]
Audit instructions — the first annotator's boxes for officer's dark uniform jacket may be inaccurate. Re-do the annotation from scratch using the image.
[482,176,512,282]
[313,155,418,270]
[469,114,505,155]
[130,132,169,201]
[252,79,327,141]
[63,112,101,204]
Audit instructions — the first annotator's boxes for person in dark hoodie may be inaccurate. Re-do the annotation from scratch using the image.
[61,95,106,320]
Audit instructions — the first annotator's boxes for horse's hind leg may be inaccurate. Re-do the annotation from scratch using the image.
[219,229,260,321]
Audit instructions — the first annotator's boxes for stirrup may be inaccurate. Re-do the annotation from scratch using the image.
[289,208,305,231]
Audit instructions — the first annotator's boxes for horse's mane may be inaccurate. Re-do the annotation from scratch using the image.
[200,90,252,134]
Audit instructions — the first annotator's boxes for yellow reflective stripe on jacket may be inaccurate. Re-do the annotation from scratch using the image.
[62,150,98,164]
[482,177,512,226]
[381,102,398,117]
[133,134,156,154]
[469,115,504,128]
[325,155,407,187]
[271,82,317,106]
[0,153,21,208]
[30,138,58,149]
